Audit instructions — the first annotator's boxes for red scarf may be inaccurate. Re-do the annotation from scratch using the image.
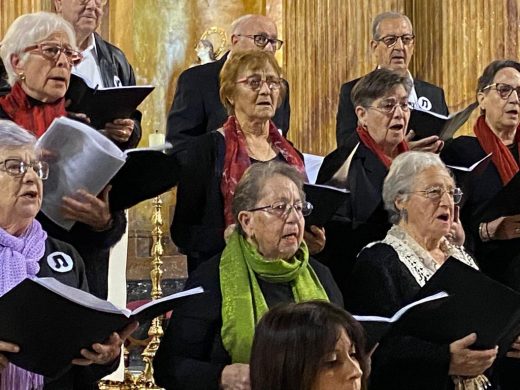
[0,82,66,138]
[355,125,409,168]
[474,114,520,185]
[220,116,306,227]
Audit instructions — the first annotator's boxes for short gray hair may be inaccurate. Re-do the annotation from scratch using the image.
[0,12,77,85]
[382,151,451,224]
[232,161,306,235]
[0,120,37,149]
[372,12,413,40]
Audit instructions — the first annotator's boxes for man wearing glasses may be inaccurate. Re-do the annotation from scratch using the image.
[166,14,290,163]
[54,0,142,149]
[336,11,448,151]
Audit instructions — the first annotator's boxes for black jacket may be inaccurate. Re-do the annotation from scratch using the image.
[166,52,291,162]
[336,75,449,147]
[315,133,391,297]
[92,33,142,150]
[153,253,343,390]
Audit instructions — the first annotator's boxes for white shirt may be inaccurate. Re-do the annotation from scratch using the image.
[73,34,104,88]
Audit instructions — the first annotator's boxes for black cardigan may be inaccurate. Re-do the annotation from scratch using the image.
[153,254,343,390]
[441,136,520,291]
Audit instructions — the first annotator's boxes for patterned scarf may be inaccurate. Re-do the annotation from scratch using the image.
[220,116,306,226]
[356,125,409,168]
[220,231,329,363]
[473,114,520,185]
[0,220,47,390]
[0,82,66,138]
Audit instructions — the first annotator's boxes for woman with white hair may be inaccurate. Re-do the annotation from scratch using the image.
[0,12,126,299]
[0,120,137,389]
[346,151,520,390]
[0,11,80,136]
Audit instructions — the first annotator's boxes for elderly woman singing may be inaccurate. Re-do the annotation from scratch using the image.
[0,12,128,299]
[346,151,520,390]
[0,120,136,389]
[171,50,324,274]
[154,161,343,390]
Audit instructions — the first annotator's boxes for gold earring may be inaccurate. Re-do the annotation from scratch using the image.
[18,72,26,81]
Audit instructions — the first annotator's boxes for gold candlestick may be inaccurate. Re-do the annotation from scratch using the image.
[134,195,164,388]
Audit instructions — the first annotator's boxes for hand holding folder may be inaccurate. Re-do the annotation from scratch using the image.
[0,277,204,377]
[355,258,520,358]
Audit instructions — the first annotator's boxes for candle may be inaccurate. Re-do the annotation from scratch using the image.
[148,131,165,147]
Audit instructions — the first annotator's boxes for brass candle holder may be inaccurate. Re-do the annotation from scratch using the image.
[99,195,165,390]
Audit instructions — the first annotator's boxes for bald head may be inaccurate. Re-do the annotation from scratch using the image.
[230,14,279,53]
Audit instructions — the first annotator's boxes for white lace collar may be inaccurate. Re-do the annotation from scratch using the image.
[381,225,479,287]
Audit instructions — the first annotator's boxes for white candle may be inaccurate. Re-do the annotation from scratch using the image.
[148,132,165,147]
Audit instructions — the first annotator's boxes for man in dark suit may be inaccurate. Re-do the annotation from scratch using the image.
[55,0,141,150]
[336,11,448,151]
[166,14,290,162]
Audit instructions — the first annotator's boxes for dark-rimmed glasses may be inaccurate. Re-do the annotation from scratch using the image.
[366,99,413,115]
[23,43,83,66]
[248,201,313,218]
[236,34,284,50]
[0,159,49,180]
[376,34,415,48]
[482,83,520,100]
[236,75,281,92]
[407,186,463,204]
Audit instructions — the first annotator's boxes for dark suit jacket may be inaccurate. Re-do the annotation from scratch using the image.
[336,74,449,147]
[92,33,142,150]
[166,52,291,162]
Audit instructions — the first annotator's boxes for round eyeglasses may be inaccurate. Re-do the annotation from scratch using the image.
[407,186,463,204]
[23,43,83,66]
[236,75,282,92]
[247,201,313,218]
[482,83,520,100]
[366,99,413,115]
[0,159,49,180]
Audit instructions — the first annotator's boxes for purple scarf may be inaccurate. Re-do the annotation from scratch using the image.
[0,220,47,390]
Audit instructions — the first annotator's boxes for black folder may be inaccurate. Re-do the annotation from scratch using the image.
[66,74,154,129]
[477,170,520,221]
[0,277,203,378]
[109,149,179,211]
[355,258,520,355]
[406,258,520,355]
[410,102,477,141]
[446,153,492,208]
[303,183,350,227]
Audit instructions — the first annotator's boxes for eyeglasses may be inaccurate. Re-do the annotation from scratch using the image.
[236,75,282,91]
[366,99,413,115]
[482,83,520,100]
[376,34,415,48]
[23,43,83,66]
[236,34,284,50]
[0,159,49,180]
[408,186,463,204]
[248,201,313,218]
[77,0,107,6]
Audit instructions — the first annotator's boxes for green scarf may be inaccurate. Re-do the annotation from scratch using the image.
[220,230,329,363]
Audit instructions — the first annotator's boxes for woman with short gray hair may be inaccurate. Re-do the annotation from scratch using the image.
[346,151,520,389]
[155,161,342,390]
